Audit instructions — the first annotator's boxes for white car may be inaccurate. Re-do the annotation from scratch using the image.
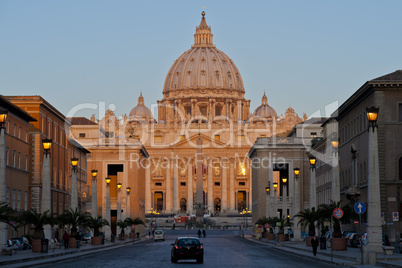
[154,230,165,242]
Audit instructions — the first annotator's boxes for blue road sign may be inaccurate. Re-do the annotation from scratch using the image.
[354,202,366,214]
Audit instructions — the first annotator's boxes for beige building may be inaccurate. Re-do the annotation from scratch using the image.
[71,12,305,221]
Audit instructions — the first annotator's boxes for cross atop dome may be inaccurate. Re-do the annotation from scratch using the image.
[261,92,268,105]
[193,10,214,47]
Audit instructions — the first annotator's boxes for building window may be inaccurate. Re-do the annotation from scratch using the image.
[54,126,57,142]
[239,182,246,186]
[18,152,20,168]
[399,104,402,122]
[25,155,28,170]
[155,182,162,186]
[18,126,21,139]
[79,133,86,138]
[200,106,207,116]
[12,150,16,167]
[214,135,220,141]
[215,106,222,116]
[25,130,28,142]
[17,190,21,211]
[214,182,220,186]
[12,189,16,209]
[310,132,317,138]
[180,135,185,141]
[24,191,28,211]
[5,187,9,203]
[185,106,191,116]
[180,182,186,186]
[154,135,163,142]
[260,134,266,138]
[237,135,245,142]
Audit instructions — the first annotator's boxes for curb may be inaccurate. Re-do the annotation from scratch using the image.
[0,237,152,267]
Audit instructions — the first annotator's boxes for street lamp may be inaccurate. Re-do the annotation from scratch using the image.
[294,168,300,178]
[105,177,111,241]
[308,153,317,209]
[126,187,131,219]
[42,138,52,155]
[366,106,382,252]
[117,182,122,221]
[366,106,379,131]
[0,108,7,248]
[331,137,340,203]
[91,169,98,218]
[71,157,79,210]
[309,156,316,170]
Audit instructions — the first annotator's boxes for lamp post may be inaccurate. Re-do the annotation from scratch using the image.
[366,106,382,253]
[41,138,52,239]
[331,138,340,203]
[273,182,278,219]
[282,177,287,220]
[309,155,317,210]
[91,170,98,218]
[71,157,79,210]
[126,187,131,219]
[0,109,8,249]
[293,168,302,241]
[117,182,122,222]
[105,177,111,242]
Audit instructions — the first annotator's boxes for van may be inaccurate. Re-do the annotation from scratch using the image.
[154,230,165,242]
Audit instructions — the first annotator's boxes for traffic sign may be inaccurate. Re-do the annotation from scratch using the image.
[354,202,366,214]
[354,220,359,225]
[393,212,399,221]
[333,208,344,219]
[131,224,135,230]
[264,223,270,228]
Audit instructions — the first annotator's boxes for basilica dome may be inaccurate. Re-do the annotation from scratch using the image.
[253,93,277,119]
[163,11,244,94]
[129,93,153,121]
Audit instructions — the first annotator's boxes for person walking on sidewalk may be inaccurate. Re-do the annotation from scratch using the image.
[197,229,201,238]
[75,232,81,248]
[311,235,319,256]
[63,231,70,250]
[202,229,206,238]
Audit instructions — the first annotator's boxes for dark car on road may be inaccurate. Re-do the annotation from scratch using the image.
[171,237,203,263]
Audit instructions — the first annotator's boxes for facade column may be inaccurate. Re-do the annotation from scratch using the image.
[366,125,382,252]
[91,178,97,218]
[145,163,151,213]
[309,169,316,209]
[229,159,235,212]
[166,161,172,212]
[173,157,178,213]
[105,182,111,241]
[0,128,5,249]
[207,161,213,213]
[222,159,228,212]
[187,161,193,214]
[41,152,52,239]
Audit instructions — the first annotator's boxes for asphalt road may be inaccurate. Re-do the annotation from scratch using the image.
[36,230,337,268]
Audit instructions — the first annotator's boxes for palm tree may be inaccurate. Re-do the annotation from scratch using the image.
[294,207,320,236]
[116,220,127,237]
[255,216,275,234]
[0,201,17,230]
[60,208,91,237]
[318,200,354,238]
[87,216,109,237]
[124,217,145,234]
[18,208,51,239]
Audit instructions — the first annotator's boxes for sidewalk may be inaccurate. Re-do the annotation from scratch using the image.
[243,234,402,268]
[0,237,151,267]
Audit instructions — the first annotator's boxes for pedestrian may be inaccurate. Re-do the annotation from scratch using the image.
[311,235,319,256]
[63,231,69,250]
[202,229,206,238]
[197,229,201,238]
[75,232,81,248]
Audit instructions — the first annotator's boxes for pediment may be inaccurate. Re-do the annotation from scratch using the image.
[171,133,226,149]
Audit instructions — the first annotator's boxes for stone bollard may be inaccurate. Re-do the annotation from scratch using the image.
[362,249,376,265]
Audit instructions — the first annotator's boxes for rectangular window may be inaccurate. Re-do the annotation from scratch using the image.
[6,187,9,203]
[79,133,86,138]
[239,182,246,186]
[24,191,28,210]
[25,130,28,142]
[25,155,28,170]
[13,150,16,167]
[180,182,186,186]
[12,189,16,209]
[154,135,163,142]
[214,135,220,141]
[310,132,317,138]
[155,182,162,186]
[180,135,185,141]
[17,190,21,211]
[260,134,266,138]
[215,106,222,116]
[13,124,16,136]
[18,152,20,168]
[214,182,221,186]
[54,126,57,142]
[399,103,402,122]
[18,126,21,139]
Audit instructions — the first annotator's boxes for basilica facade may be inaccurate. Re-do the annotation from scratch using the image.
[71,12,305,218]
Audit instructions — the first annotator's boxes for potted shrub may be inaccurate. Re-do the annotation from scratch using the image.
[124,217,145,238]
[88,216,109,245]
[318,201,353,251]
[18,208,51,252]
[60,208,90,248]
[295,207,319,246]
[117,220,128,240]
[275,216,292,242]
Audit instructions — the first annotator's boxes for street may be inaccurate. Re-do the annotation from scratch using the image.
[36,230,338,268]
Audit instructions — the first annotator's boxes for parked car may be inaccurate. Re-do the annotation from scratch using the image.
[171,237,203,263]
[361,233,368,246]
[347,233,360,248]
[154,230,165,242]
[82,233,91,242]
[12,237,31,250]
